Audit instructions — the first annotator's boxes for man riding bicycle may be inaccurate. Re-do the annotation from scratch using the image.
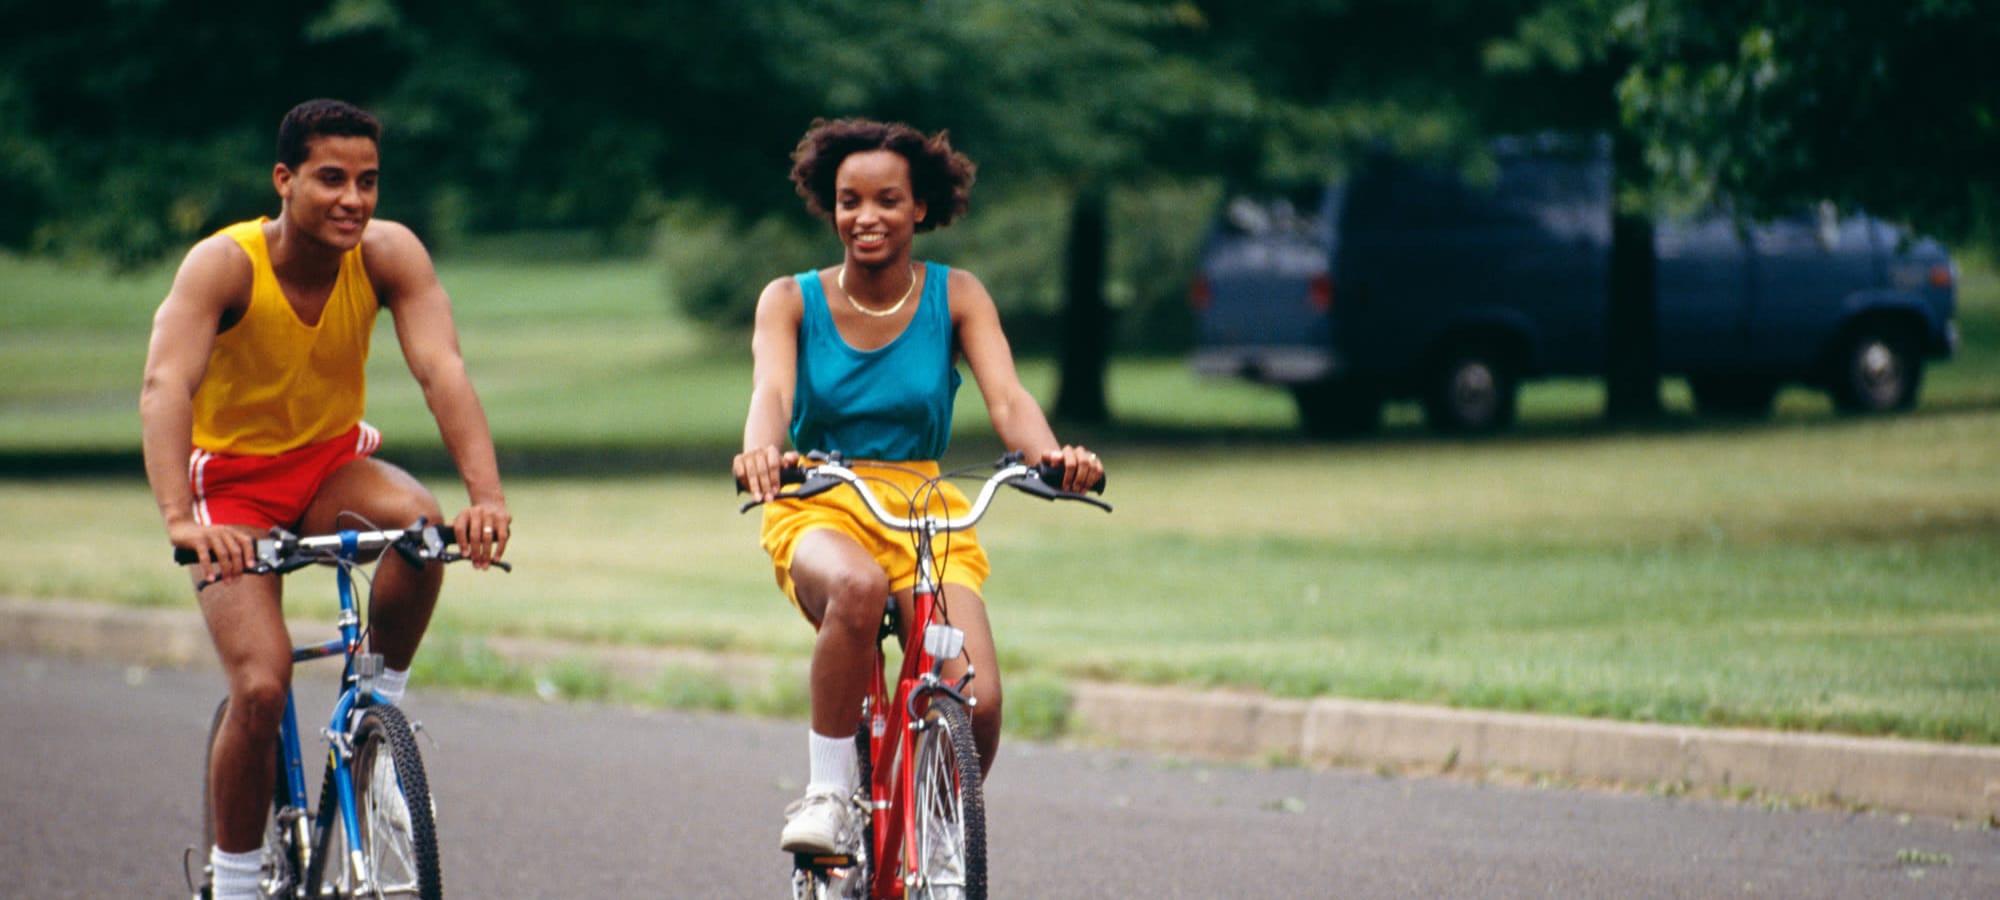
[140,98,511,900]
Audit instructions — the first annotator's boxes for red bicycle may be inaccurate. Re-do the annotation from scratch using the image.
[741,451,1108,899]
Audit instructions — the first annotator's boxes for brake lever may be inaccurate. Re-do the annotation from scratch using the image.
[431,551,513,572]
[1016,464,1113,511]
[737,467,832,513]
[1007,473,1113,512]
[192,556,313,590]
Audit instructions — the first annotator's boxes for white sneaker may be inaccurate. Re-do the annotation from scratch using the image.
[779,788,852,854]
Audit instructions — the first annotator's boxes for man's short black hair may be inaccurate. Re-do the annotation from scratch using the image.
[276,99,381,168]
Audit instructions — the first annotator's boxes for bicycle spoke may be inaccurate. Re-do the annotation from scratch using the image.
[324,706,440,900]
[365,750,422,894]
[919,757,965,887]
[911,700,983,899]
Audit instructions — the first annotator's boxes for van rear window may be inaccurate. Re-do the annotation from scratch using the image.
[1220,187,1327,238]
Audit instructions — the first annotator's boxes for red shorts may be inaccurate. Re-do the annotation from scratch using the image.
[190,423,381,530]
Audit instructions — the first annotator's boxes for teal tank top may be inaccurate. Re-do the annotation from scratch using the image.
[790,261,961,460]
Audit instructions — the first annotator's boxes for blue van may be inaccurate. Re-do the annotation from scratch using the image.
[1190,134,1961,434]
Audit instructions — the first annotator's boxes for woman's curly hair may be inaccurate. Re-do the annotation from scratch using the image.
[789,118,975,233]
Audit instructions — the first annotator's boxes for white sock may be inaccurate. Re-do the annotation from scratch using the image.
[209,846,262,900]
[806,728,857,796]
[373,667,410,705]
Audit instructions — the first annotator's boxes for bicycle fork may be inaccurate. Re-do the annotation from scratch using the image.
[320,651,388,893]
[882,590,977,897]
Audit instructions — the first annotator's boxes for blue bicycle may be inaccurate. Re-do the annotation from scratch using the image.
[179,523,504,900]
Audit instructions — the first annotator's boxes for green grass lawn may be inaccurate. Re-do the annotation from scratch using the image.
[3,248,1997,744]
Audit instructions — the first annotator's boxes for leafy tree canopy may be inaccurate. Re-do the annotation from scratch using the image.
[1490,0,2000,245]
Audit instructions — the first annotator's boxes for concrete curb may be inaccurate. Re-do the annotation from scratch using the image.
[7,597,1997,822]
[1069,683,2000,821]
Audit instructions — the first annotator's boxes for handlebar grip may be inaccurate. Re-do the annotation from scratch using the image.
[1034,463,1108,494]
[735,466,808,493]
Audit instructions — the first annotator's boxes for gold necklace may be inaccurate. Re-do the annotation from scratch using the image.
[838,263,918,318]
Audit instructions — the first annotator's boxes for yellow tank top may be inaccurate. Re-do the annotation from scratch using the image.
[190,218,379,455]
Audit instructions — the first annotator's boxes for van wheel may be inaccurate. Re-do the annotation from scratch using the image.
[1290,380,1383,438]
[1688,375,1779,418]
[1829,328,1922,413]
[1423,350,1517,434]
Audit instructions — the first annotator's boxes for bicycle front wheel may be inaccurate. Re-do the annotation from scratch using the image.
[321,704,441,899]
[910,696,985,900]
[198,697,297,899]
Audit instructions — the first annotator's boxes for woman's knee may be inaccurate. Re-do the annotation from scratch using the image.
[817,568,889,633]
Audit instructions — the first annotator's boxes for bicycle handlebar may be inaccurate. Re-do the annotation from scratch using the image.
[172,523,509,575]
[737,452,1111,526]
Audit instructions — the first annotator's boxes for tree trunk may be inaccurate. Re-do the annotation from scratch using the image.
[1053,183,1111,424]
[1605,130,1662,422]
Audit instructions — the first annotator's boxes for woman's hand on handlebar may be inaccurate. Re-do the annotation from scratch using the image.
[734,445,801,503]
[1042,445,1105,495]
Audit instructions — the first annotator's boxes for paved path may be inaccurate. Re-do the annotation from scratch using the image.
[8,651,1998,898]
[5,596,1998,822]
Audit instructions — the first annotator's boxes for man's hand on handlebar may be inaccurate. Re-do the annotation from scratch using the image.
[166,520,262,586]
[450,501,513,571]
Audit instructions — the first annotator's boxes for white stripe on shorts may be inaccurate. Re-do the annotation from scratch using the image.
[188,449,212,526]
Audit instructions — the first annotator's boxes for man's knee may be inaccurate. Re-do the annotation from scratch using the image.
[227,667,292,733]
[311,459,443,532]
[369,484,444,530]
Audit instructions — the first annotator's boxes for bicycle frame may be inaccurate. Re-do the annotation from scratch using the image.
[188,523,482,900]
[756,454,1106,899]
[862,540,968,899]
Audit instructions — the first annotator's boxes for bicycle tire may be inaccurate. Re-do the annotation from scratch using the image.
[910,696,985,900]
[198,697,297,900]
[849,704,875,898]
[312,704,442,899]
[302,750,339,893]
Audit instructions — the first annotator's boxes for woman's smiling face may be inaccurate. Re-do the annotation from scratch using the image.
[833,149,927,266]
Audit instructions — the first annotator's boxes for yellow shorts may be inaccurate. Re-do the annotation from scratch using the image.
[759,460,990,618]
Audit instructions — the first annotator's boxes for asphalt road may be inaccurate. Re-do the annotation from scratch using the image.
[4,651,1994,899]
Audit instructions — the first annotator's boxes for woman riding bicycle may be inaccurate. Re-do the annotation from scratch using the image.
[732,117,1105,855]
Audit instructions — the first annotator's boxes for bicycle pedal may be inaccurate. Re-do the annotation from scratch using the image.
[792,851,856,871]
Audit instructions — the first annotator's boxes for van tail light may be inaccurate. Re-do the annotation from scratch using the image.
[1930,264,1956,290]
[1189,275,1213,312]
[1307,273,1334,311]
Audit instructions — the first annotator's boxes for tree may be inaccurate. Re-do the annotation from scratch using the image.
[1485,1,1667,421]
[1490,0,2000,420]
[1608,0,2000,250]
